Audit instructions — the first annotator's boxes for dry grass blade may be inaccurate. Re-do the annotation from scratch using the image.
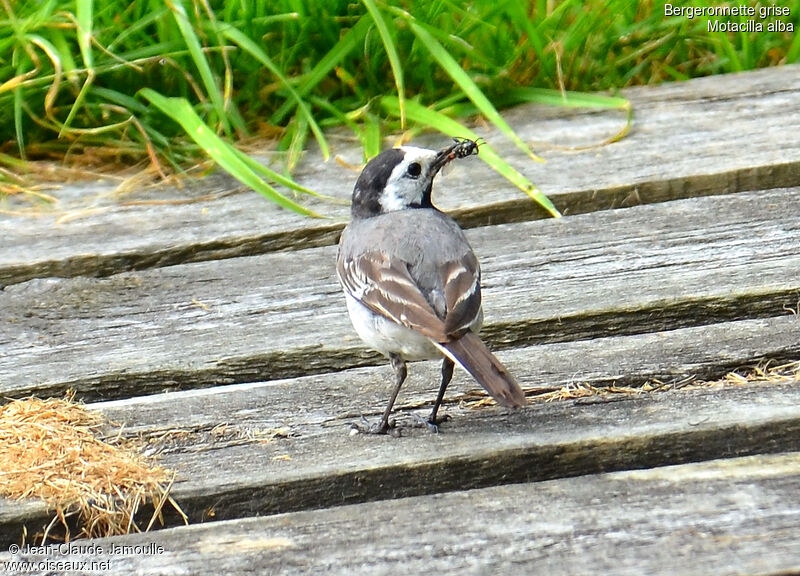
[516,359,800,405]
[459,360,800,410]
[0,394,184,543]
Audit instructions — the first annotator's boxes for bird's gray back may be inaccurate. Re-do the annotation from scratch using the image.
[341,208,473,263]
[338,208,478,303]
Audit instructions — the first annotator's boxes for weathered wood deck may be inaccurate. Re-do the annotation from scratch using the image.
[2,65,800,575]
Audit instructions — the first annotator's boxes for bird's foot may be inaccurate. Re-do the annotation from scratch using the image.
[350,416,403,437]
[411,412,451,434]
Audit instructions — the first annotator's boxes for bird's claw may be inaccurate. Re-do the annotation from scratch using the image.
[350,416,402,437]
[411,412,451,433]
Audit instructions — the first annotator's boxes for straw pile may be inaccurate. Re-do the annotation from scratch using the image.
[0,394,183,542]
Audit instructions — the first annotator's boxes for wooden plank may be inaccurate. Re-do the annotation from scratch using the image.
[2,187,799,401]
[2,353,799,546]
[92,380,800,526]
[90,315,800,434]
[3,65,800,285]
[3,452,799,575]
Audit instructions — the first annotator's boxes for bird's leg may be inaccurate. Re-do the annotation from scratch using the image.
[427,357,455,431]
[370,354,407,435]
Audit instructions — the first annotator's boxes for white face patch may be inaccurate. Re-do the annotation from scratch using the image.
[379,146,438,213]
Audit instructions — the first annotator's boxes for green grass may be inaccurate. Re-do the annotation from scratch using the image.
[1,0,798,216]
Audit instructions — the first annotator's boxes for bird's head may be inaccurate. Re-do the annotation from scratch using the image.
[350,139,479,218]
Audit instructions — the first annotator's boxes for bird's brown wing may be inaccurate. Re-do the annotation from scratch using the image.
[439,253,481,336]
[337,251,449,342]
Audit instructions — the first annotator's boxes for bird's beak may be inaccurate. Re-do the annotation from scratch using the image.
[432,139,478,174]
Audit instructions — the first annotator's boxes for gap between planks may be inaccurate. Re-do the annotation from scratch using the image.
[3,452,799,575]
[2,187,799,402]
[3,65,800,285]
[1,314,798,545]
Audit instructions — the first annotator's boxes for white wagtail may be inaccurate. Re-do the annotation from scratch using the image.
[336,138,526,434]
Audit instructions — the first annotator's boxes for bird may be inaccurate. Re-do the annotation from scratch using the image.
[336,138,526,434]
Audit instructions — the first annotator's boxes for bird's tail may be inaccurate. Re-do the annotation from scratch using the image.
[437,332,526,408]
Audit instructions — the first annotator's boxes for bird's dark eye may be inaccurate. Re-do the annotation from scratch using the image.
[406,162,422,178]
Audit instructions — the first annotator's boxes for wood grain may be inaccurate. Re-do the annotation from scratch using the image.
[2,187,798,402]
[3,65,800,285]
[3,452,799,575]
[1,69,799,570]
[2,368,799,546]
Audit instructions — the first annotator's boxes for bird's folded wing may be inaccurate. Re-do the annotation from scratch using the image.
[337,251,448,342]
[439,255,481,336]
[337,250,483,343]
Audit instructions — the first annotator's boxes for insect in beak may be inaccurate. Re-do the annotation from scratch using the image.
[433,137,481,175]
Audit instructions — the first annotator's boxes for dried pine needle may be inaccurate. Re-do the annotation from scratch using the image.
[0,394,184,542]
